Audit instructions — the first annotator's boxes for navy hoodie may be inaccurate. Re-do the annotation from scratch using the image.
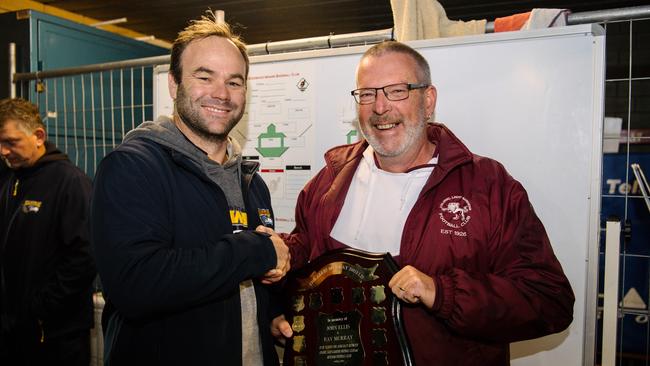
[0,142,95,350]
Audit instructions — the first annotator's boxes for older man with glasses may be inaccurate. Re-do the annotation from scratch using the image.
[274,40,575,366]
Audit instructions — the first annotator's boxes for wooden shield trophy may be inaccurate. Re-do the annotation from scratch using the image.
[282,248,414,366]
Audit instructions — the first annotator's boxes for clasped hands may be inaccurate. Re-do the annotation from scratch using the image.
[255,225,291,285]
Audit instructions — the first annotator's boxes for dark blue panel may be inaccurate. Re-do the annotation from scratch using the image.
[599,152,650,361]
[36,20,165,70]
[30,10,166,70]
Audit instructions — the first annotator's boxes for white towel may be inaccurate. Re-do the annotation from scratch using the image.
[391,0,486,41]
[522,9,570,30]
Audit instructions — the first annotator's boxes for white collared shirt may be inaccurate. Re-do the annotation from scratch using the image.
[330,146,437,256]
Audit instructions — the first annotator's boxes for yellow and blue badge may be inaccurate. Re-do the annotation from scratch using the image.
[258,208,273,227]
[22,200,42,214]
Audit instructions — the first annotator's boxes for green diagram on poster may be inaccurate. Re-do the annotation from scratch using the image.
[255,124,289,157]
[346,130,358,144]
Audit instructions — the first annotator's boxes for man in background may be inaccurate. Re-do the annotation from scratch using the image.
[91,12,290,365]
[0,98,96,365]
[275,41,574,365]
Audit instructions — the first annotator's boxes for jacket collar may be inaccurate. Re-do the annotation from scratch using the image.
[168,147,259,186]
[14,141,69,178]
[423,123,473,189]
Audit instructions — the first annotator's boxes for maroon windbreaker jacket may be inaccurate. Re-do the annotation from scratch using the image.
[283,123,574,365]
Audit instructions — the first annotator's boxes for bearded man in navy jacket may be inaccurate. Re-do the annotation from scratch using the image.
[91,12,291,366]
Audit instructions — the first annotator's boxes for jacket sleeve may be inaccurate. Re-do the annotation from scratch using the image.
[91,149,277,321]
[281,189,312,268]
[280,167,332,269]
[432,167,575,342]
[31,170,97,320]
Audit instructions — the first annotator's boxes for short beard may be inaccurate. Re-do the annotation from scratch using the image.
[175,84,243,143]
[361,113,427,158]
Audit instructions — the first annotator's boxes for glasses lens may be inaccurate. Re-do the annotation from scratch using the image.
[384,84,409,101]
[355,89,376,104]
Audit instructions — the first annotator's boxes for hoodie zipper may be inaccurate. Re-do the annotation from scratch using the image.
[0,177,22,339]
[38,319,45,342]
[1,177,21,252]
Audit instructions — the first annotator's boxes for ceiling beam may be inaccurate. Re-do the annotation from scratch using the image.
[0,0,171,49]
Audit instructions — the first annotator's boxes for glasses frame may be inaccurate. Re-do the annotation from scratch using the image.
[350,83,430,104]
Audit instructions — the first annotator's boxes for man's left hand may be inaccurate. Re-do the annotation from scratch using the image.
[271,314,293,345]
[388,265,436,309]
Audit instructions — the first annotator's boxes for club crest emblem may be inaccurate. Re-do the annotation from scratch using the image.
[22,200,42,214]
[258,208,273,227]
[293,335,306,353]
[292,315,305,333]
[439,195,472,228]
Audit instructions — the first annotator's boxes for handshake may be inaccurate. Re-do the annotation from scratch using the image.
[255,225,291,284]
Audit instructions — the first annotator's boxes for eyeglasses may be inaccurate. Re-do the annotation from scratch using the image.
[350,83,430,104]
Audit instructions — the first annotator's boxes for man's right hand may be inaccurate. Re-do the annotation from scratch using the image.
[256,225,291,284]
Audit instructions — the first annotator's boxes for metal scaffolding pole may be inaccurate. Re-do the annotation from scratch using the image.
[485,4,650,32]
[9,43,16,98]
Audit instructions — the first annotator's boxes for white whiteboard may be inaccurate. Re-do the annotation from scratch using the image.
[154,24,604,366]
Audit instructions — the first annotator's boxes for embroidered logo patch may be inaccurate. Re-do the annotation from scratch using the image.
[230,208,248,233]
[22,200,42,214]
[439,195,472,229]
[258,208,273,227]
